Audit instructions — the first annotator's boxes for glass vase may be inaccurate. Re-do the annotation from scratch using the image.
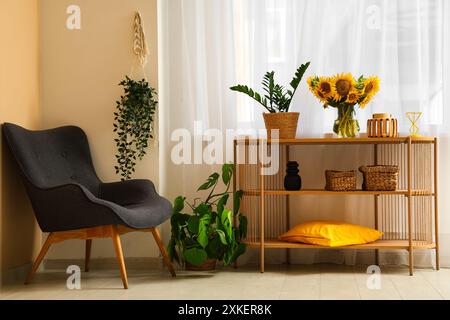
[333,104,360,138]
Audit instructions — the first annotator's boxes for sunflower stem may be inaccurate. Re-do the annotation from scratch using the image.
[334,104,359,138]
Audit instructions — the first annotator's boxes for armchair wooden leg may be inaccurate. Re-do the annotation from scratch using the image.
[110,225,129,289]
[85,239,92,272]
[151,227,176,277]
[25,233,54,284]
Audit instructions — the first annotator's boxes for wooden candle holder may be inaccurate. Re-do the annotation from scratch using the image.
[367,114,398,138]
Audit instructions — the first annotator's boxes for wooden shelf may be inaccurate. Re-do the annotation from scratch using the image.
[235,135,436,145]
[243,189,434,196]
[234,135,439,274]
[243,239,436,250]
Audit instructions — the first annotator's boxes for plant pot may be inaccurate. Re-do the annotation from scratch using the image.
[263,112,299,139]
[185,259,217,271]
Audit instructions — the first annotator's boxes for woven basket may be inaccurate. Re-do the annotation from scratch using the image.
[325,170,357,191]
[263,112,299,139]
[359,165,399,191]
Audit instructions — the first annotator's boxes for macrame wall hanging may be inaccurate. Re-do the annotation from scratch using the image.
[132,12,150,78]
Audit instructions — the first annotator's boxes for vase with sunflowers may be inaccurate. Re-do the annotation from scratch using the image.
[308,73,380,138]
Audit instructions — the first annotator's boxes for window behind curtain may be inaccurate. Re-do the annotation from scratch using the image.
[232,0,444,132]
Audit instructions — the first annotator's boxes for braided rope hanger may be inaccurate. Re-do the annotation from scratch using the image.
[132,12,149,78]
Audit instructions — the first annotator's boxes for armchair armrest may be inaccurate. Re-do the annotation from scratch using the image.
[99,179,156,206]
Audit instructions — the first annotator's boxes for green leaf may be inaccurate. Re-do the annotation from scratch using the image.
[272,84,289,112]
[222,163,233,185]
[290,62,311,91]
[205,237,223,259]
[223,242,246,266]
[217,194,229,216]
[227,243,246,266]
[170,213,189,232]
[197,172,220,191]
[221,209,234,242]
[187,216,200,234]
[285,62,311,111]
[183,248,207,266]
[216,229,228,245]
[230,84,271,112]
[184,237,198,248]
[194,203,211,216]
[173,196,185,214]
[262,71,276,111]
[233,190,244,215]
[197,214,211,248]
[238,215,248,239]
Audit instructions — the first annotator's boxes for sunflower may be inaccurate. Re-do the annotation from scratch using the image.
[332,73,356,98]
[346,89,360,104]
[308,76,328,103]
[363,76,380,97]
[316,77,336,101]
[359,94,373,109]
[312,87,328,103]
[309,73,380,109]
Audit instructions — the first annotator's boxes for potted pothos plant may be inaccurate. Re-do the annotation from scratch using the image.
[167,164,247,271]
[230,62,310,139]
[113,76,157,180]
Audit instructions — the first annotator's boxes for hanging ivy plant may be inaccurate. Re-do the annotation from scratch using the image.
[113,76,157,180]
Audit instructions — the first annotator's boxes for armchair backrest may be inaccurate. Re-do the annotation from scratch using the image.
[2,123,101,195]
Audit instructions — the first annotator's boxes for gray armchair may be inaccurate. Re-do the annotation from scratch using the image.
[2,123,175,289]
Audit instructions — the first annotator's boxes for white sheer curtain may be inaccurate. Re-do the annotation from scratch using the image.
[159,0,450,266]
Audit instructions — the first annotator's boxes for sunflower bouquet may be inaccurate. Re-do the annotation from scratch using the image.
[308,73,380,137]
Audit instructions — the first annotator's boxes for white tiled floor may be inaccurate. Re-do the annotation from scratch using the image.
[0,264,448,300]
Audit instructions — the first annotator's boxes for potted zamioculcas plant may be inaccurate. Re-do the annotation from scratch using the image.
[230,62,310,139]
[167,164,247,271]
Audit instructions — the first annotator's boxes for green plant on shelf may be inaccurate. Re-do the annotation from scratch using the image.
[230,62,310,113]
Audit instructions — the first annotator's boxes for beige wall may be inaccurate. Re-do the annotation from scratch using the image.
[0,0,42,276]
[40,0,160,259]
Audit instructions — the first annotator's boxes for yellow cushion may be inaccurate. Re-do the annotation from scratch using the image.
[279,220,383,247]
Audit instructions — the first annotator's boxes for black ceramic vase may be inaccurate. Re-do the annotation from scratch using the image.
[284,161,302,191]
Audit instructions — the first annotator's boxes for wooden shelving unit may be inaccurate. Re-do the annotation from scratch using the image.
[233,135,439,275]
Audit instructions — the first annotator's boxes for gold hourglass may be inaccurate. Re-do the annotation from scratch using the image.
[406,112,423,137]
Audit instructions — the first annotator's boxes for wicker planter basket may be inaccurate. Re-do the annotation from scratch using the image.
[325,170,357,191]
[359,165,399,191]
[263,112,299,139]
